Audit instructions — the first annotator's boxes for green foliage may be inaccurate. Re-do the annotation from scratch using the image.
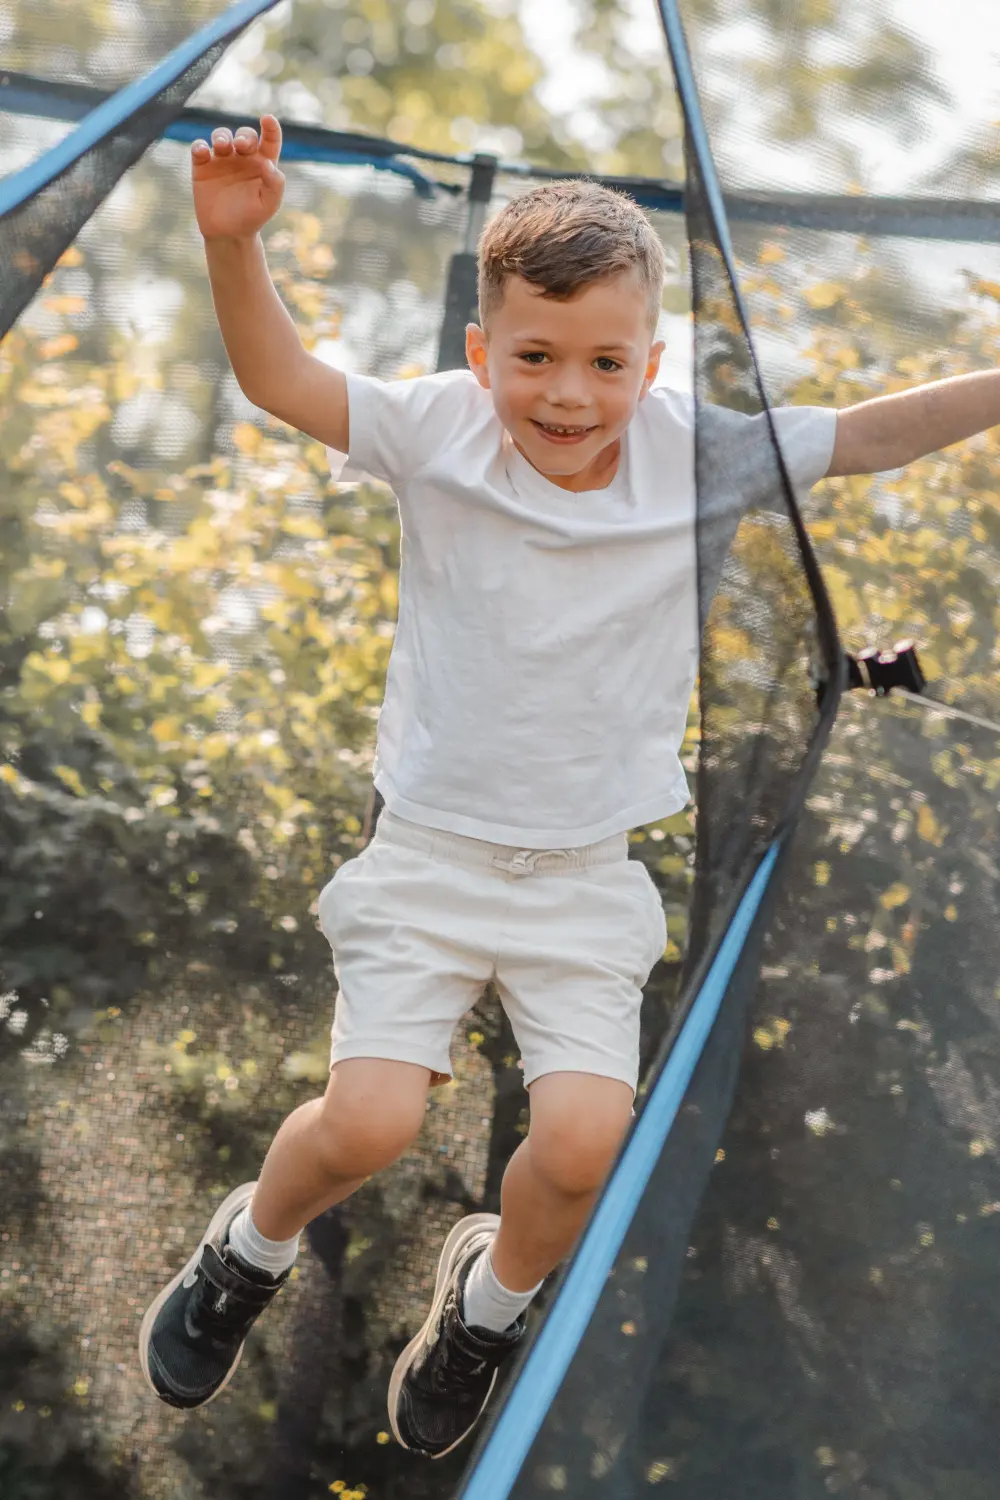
[1,2,999,1496]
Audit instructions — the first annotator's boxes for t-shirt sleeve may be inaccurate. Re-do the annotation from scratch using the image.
[326,370,473,488]
[694,401,838,623]
[699,402,837,512]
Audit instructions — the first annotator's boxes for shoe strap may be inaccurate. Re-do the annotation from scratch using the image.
[200,1242,285,1309]
[449,1294,525,1358]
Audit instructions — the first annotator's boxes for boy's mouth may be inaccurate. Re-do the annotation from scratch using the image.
[531,419,597,445]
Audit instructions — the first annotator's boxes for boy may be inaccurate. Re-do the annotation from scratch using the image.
[139,116,1000,1456]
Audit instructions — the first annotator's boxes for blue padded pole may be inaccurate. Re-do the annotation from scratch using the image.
[0,0,281,217]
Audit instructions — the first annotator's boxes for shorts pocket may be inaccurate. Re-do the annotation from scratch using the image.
[317,855,361,945]
[626,859,668,973]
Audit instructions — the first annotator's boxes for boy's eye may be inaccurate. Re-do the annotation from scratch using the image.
[595,356,623,373]
[518,351,548,365]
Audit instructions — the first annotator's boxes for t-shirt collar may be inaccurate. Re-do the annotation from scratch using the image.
[502,428,631,507]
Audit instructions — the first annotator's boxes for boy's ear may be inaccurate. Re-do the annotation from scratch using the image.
[466,323,491,388]
[639,339,665,399]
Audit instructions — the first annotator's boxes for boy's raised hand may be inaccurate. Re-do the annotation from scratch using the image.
[191,115,285,240]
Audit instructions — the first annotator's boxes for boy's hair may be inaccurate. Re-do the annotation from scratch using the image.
[477,179,667,332]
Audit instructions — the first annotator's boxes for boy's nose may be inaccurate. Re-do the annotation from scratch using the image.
[545,372,590,408]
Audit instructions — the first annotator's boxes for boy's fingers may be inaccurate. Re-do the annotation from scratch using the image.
[191,139,211,161]
[234,127,259,153]
[211,127,234,154]
[258,114,283,163]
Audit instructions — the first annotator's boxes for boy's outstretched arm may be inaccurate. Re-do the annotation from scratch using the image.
[192,117,348,452]
[827,369,1000,477]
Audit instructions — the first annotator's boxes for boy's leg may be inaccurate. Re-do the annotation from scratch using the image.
[387,1072,633,1459]
[140,1058,429,1410]
[249,1057,431,1241]
[488,1070,633,1294]
[387,842,656,1459]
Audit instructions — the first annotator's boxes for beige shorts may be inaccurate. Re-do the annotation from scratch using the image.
[317,810,666,1092]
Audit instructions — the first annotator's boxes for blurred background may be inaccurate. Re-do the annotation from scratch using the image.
[1,2,998,1497]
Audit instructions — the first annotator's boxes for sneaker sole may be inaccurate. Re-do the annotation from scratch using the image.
[387,1211,501,1457]
[138,1181,258,1408]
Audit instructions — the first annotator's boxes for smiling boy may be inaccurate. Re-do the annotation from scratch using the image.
[140,115,1000,1456]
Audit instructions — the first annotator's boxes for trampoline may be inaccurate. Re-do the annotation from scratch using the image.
[1,2,998,1497]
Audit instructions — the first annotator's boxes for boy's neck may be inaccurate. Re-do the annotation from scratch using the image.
[512,435,622,493]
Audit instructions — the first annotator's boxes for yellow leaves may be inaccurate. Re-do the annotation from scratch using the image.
[284,1049,333,1083]
[379,571,398,612]
[758,242,786,266]
[803,281,845,311]
[880,882,910,910]
[916,803,944,846]
[150,717,183,746]
[52,765,86,797]
[168,517,226,573]
[813,861,831,886]
[808,518,837,541]
[39,334,79,360]
[710,625,753,663]
[753,1018,791,1051]
[0,763,23,793]
[232,422,264,457]
[23,651,72,686]
[200,734,234,761]
[281,511,326,540]
[42,295,87,316]
[189,661,230,691]
[287,280,325,323]
[970,276,1000,303]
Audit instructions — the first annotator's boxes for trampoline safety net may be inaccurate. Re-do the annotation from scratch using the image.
[1,1,998,1499]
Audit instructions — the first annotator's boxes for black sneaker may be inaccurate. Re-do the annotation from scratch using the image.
[139,1182,290,1410]
[388,1212,526,1458]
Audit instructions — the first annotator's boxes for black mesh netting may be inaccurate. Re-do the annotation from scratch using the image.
[2,1,999,1498]
[634,694,1000,1498]
[0,1,279,340]
[606,1,1000,1492]
[0,0,240,88]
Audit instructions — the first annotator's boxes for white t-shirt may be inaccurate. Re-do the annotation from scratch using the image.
[328,370,837,847]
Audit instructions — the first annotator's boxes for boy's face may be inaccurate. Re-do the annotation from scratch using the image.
[466,270,664,492]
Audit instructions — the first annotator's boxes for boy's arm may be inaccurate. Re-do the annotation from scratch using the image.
[204,233,348,451]
[827,369,1000,477]
[193,118,348,452]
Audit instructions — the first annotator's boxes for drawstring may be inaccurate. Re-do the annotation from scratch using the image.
[490,848,570,877]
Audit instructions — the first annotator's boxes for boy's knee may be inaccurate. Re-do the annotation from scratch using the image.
[317,1059,427,1178]
[529,1096,632,1199]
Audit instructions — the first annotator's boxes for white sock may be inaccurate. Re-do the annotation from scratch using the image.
[226,1203,300,1278]
[461,1242,542,1334]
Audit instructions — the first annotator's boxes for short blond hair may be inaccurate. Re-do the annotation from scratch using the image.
[477,179,667,330]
